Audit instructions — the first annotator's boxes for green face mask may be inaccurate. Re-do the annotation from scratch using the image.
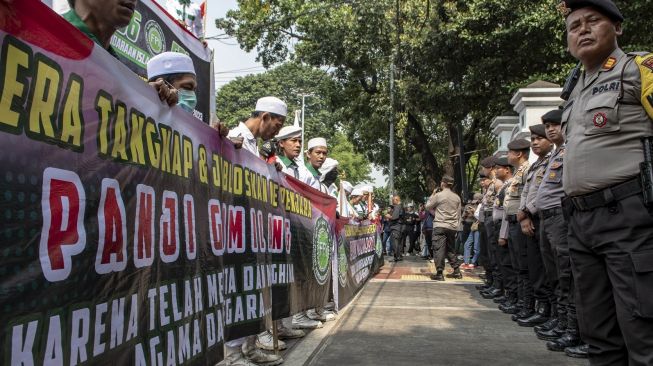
[177,89,197,113]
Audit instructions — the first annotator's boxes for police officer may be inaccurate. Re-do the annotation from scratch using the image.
[559,0,653,363]
[479,157,505,299]
[493,157,518,312]
[501,139,534,320]
[516,125,554,327]
[426,176,462,281]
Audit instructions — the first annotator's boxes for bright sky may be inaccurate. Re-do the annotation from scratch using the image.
[205,1,266,88]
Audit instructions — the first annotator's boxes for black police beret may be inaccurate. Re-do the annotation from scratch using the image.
[507,138,531,151]
[495,156,511,167]
[541,109,563,125]
[559,0,624,22]
[529,124,549,139]
[480,156,496,169]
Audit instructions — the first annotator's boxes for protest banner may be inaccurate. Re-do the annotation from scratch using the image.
[49,0,214,124]
[0,1,336,364]
[334,220,385,310]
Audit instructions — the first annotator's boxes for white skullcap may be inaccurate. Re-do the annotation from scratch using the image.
[275,125,302,140]
[351,188,363,196]
[255,96,287,117]
[341,181,354,194]
[147,52,196,80]
[355,184,373,194]
[319,158,339,177]
[307,137,327,150]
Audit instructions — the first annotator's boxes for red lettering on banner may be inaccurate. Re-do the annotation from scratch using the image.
[183,194,196,260]
[208,199,224,256]
[284,219,292,254]
[39,168,86,282]
[134,184,155,268]
[227,206,246,254]
[159,191,179,263]
[95,179,127,274]
[268,214,284,254]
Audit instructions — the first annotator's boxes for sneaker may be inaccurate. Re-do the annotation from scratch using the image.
[324,302,336,311]
[256,331,287,351]
[428,259,434,263]
[277,325,305,340]
[241,343,284,366]
[218,351,260,366]
[306,308,336,322]
[467,264,476,269]
[291,312,323,329]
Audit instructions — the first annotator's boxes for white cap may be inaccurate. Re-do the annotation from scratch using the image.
[355,184,373,194]
[341,181,354,194]
[307,137,327,150]
[319,158,339,178]
[275,125,302,140]
[147,52,196,80]
[255,97,287,117]
[351,188,363,196]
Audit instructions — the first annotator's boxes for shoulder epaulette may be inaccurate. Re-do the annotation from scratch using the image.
[634,53,653,119]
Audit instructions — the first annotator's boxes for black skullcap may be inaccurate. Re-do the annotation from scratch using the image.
[507,138,531,151]
[529,124,549,139]
[558,0,624,22]
[480,156,496,169]
[541,109,563,125]
[495,156,511,167]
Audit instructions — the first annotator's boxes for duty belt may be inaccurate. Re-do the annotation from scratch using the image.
[540,207,563,219]
[570,178,642,211]
[506,214,518,224]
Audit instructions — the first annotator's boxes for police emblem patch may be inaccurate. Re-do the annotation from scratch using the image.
[593,112,608,128]
[642,56,653,72]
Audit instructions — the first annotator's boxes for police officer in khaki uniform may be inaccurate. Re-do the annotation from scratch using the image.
[479,157,505,299]
[500,139,534,319]
[559,0,653,364]
[515,125,554,327]
[426,176,462,281]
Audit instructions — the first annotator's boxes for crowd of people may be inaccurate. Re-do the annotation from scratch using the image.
[41,0,653,365]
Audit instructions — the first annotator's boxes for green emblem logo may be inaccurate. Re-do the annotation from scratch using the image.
[312,217,332,285]
[375,230,383,258]
[338,236,348,287]
[145,20,166,55]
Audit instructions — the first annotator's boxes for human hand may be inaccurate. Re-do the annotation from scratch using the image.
[149,78,178,106]
[520,218,535,237]
[498,238,507,246]
[210,120,229,137]
[229,136,244,149]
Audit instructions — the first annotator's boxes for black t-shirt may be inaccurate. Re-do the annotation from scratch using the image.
[389,204,404,231]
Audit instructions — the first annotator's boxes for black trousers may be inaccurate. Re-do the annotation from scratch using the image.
[527,217,552,303]
[496,221,516,296]
[407,229,420,253]
[509,220,533,307]
[566,193,653,366]
[484,214,502,290]
[539,210,561,316]
[541,211,574,324]
[432,227,459,272]
[478,219,491,281]
[391,229,404,260]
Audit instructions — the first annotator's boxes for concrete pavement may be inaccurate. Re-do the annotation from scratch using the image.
[285,255,587,366]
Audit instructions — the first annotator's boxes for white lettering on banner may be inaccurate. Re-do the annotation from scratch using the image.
[96,178,128,274]
[39,167,86,282]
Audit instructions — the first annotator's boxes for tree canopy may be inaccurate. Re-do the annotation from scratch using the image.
[217,0,653,202]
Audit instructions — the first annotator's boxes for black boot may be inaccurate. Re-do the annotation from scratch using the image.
[534,317,558,333]
[493,295,507,304]
[564,343,589,359]
[446,268,463,279]
[432,271,444,281]
[476,283,491,291]
[546,333,581,352]
[517,302,550,327]
[481,288,503,299]
[537,318,567,341]
[512,299,535,321]
[499,296,520,314]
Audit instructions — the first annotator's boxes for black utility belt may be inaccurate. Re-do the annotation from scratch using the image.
[483,210,493,217]
[506,214,518,224]
[568,178,641,212]
[540,207,563,219]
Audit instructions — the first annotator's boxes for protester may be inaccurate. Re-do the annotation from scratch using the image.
[319,158,340,197]
[64,0,178,106]
[385,194,405,262]
[425,175,462,281]
[304,137,328,191]
[403,203,420,255]
[275,126,316,186]
[462,193,483,269]
[419,203,434,260]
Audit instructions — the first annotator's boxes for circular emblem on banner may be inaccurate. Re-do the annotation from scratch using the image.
[145,20,166,55]
[338,236,348,288]
[593,112,607,128]
[312,217,332,285]
[375,230,383,258]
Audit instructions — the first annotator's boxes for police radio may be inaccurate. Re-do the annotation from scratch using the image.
[561,63,582,101]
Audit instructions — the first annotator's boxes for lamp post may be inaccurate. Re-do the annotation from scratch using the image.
[299,93,313,157]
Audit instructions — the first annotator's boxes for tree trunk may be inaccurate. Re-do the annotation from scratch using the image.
[406,111,439,192]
